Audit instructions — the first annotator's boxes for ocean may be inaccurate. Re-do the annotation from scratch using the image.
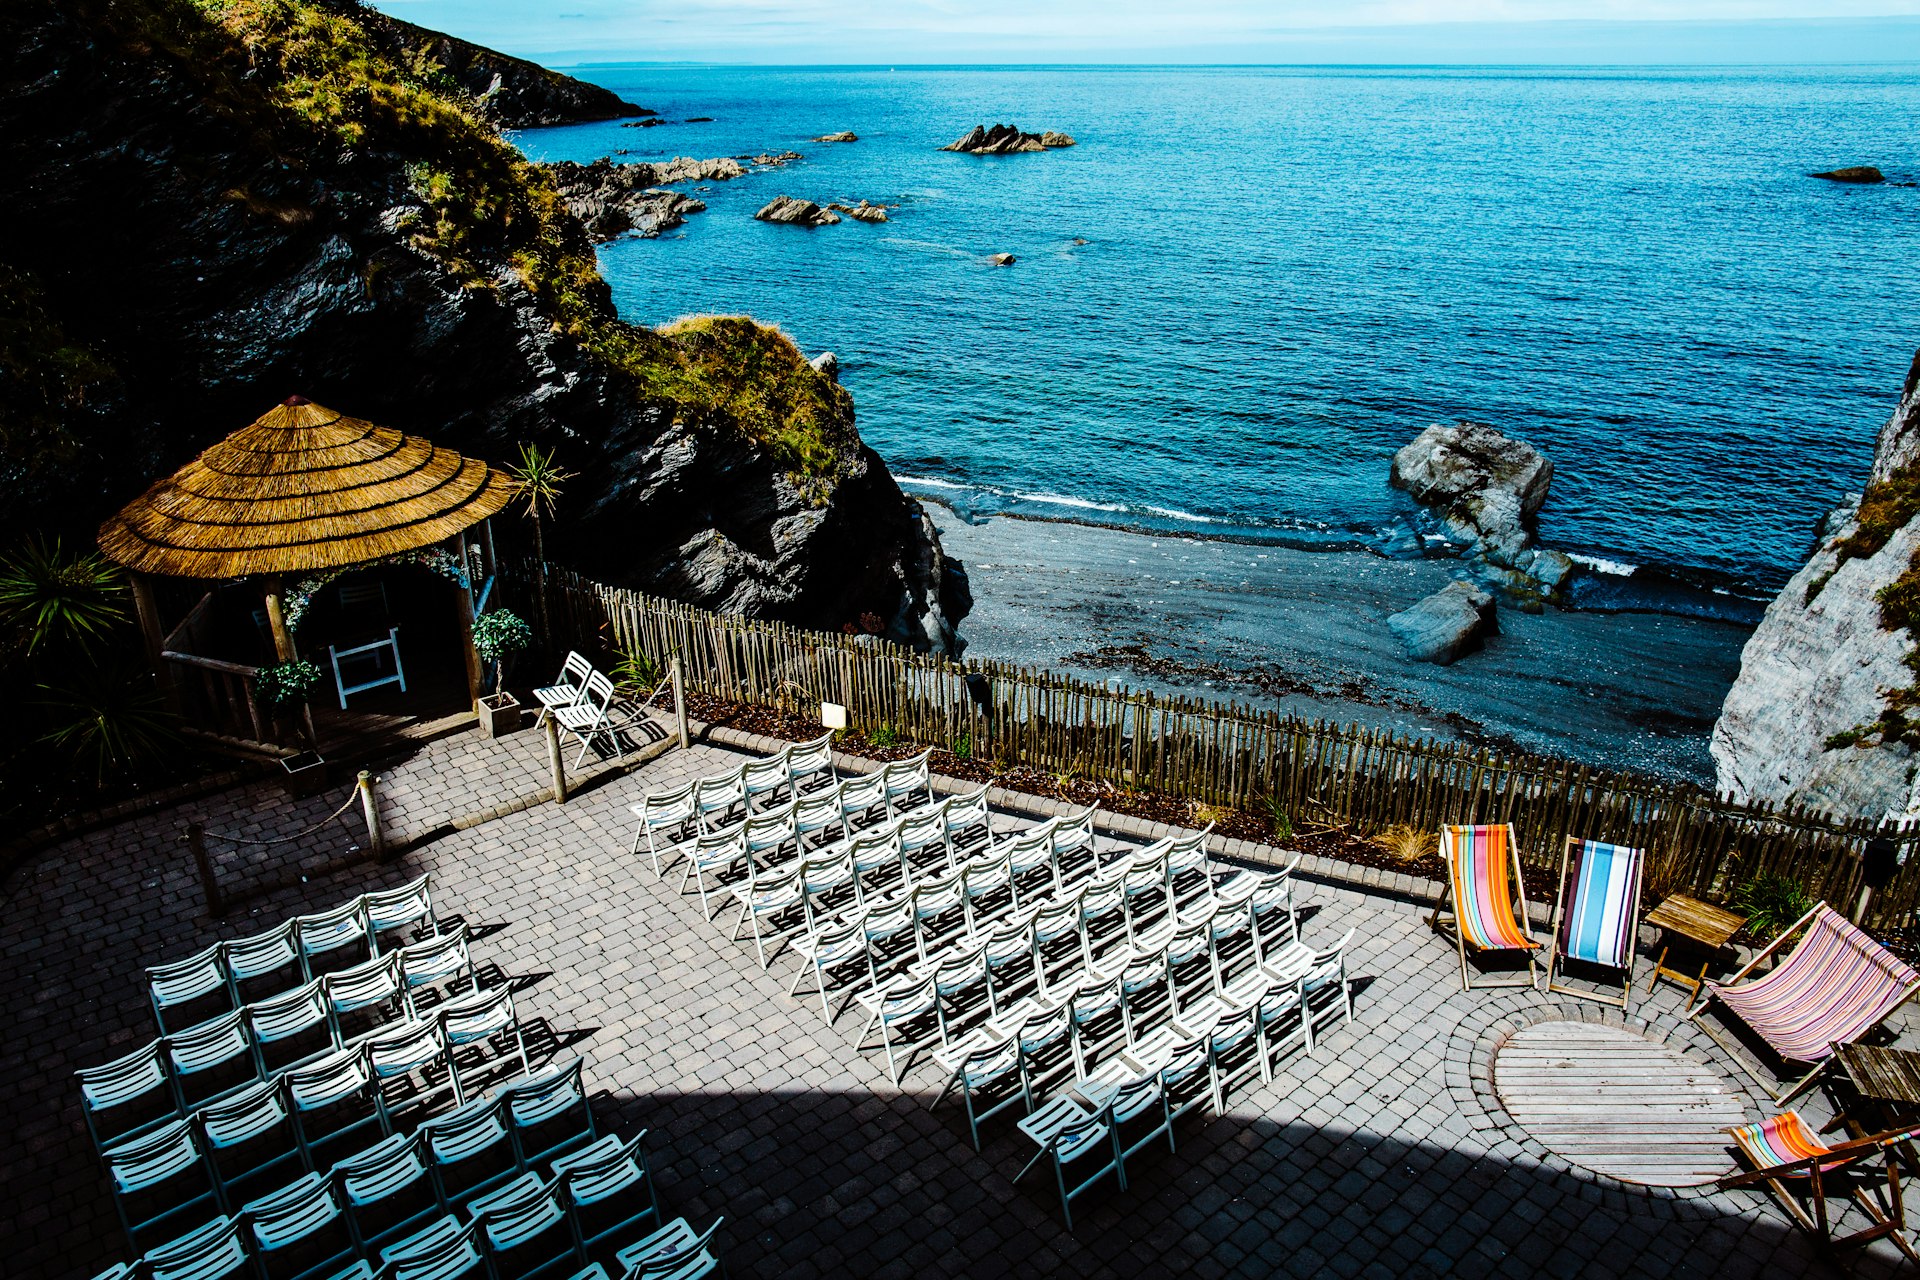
[512,63,1920,614]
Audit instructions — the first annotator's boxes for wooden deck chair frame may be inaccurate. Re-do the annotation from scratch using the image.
[1545,835,1645,1009]
[1427,822,1541,991]
[1720,1119,1920,1263]
[1686,902,1920,1104]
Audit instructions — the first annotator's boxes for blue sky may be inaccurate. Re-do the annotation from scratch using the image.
[366,2,1920,64]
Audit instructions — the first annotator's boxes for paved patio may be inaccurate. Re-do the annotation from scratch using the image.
[2,725,1913,1279]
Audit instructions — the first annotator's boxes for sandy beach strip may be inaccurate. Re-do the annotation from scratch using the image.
[931,508,1754,784]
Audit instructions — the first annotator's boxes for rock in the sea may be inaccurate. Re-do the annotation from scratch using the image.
[755,196,840,226]
[1712,350,1920,819]
[827,200,890,223]
[621,118,667,128]
[988,253,1016,266]
[1369,516,1424,561]
[540,157,743,241]
[814,131,858,142]
[809,352,839,382]
[940,123,1074,154]
[1038,131,1077,147]
[685,116,714,122]
[1387,582,1498,665]
[742,151,804,168]
[1390,421,1570,604]
[1812,166,1885,184]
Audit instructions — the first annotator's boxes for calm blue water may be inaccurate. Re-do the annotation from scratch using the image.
[514,64,1920,604]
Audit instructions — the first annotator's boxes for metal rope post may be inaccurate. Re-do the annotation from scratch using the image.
[544,713,568,805]
[185,822,225,918]
[357,770,386,860]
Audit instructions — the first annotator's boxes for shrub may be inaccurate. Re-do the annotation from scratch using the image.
[1374,824,1438,864]
[949,734,971,760]
[868,724,898,749]
[0,537,127,657]
[612,646,663,696]
[1259,795,1293,842]
[472,608,533,691]
[256,658,324,709]
[1731,872,1817,944]
[36,663,180,784]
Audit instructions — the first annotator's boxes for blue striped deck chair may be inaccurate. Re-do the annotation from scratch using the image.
[1546,836,1646,1008]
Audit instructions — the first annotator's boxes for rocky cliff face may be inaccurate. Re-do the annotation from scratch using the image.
[0,0,968,653]
[1711,351,1920,818]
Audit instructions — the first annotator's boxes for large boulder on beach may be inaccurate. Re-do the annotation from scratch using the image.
[1390,421,1569,603]
[1388,582,1498,665]
[755,196,840,226]
[1813,166,1885,184]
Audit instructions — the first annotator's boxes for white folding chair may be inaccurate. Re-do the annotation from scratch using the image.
[1167,826,1218,907]
[730,864,805,969]
[837,773,887,831]
[677,828,749,921]
[880,749,933,816]
[198,1077,300,1195]
[103,1118,221,1251]
[244,1169,357,1280]
[468,1172,583,1280]
[856,973,944,1083]
[78,1041,181,1153]
[296,899,372,976]
[440,987,532,1098]
[630,783,697,878]
[613,1217,725,1280]
[1015,1097,1116,1231]
[930,1029,1028,1150]
[246,978,334,1074]
[786,733,837,796]
[942,786,994,863]
[323,953,406,1044]
[364,876,438,954]
[552,1131,661,1255]
[224,920,305,1002]
[532,651,594,728]
[166,1008,258,1111]
[741,753,792,812]
[148,944,230,1035]
[788,917,871,1022]
[553,671,620,768]
[284,1044,388,1166]
[398,926,476,1015]
[692,769,746,833]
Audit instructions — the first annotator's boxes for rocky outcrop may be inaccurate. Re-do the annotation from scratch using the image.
[827,201,890,223]
[755,197,840,227]
[1712,351,1920,818]
[940,124,1075,154]
[541,158,721,241]
[814,131,858,143]
[743,151,804,169]
[346,2,652,128]
[1387,582,1497,665]
[1389,421,1573,610]
[0,0,970,655]
[987,253,1016,266]
[1813,166,1885,184]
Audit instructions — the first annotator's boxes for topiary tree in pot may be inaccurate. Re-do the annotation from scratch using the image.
[471,607,533,737]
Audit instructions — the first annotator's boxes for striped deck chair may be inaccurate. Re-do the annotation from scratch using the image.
[1545,836,1646,1008]
[1720,1110,1920,1263]
[1687,903,1920,1103]
[1428,823,1540,991]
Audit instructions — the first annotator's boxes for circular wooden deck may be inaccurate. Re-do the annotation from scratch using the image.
[1492,1021,1748,1187]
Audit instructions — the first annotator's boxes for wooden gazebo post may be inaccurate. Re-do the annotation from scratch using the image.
[128,571,179,708]
[261,576,296,662]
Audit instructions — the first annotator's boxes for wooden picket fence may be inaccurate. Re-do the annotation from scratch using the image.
[528,564,1920,935]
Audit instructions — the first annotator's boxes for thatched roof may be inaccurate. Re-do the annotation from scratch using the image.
[99,398,515,579]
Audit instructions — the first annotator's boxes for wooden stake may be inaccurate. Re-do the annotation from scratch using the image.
[670,655,690,750]
[357,770,387,858]
[186,823,224,918]
[544,715,568,805]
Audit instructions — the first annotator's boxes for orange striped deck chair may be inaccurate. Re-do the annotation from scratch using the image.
[1720,1111,1920,1263]
[1428,823,1541,991]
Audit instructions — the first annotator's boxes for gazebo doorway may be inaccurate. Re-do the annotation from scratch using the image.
[291,562,472,717]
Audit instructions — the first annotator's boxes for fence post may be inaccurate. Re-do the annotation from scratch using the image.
[544,715,568,805]
[670,655,690,751]
[357,770,387,860]
[185,822,225,918]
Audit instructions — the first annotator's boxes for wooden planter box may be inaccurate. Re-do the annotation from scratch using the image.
[280,750,329,798]
[477,692,524,739]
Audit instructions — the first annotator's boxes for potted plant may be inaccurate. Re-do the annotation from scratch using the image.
[472,607,533,738]
[256,658,326,793]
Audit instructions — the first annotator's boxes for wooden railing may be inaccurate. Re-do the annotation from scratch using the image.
[528,564,1920,934]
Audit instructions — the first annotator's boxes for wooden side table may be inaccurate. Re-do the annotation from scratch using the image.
[1822,1043,1920,1174]
[1644,894,1747,1003]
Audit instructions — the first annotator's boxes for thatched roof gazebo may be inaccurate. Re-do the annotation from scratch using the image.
[100,397,516,748]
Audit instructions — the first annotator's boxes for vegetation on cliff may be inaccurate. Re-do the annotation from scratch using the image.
[1811,462,1920,750]
[39,0,850,482]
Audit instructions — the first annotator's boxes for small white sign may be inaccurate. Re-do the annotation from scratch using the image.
[820,701,848,730]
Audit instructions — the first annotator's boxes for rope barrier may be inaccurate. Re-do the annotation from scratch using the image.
[200,783,366,848]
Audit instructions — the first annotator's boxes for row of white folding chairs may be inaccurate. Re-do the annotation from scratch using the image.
[944,923,1356,1173]
[102,1051,579,1258]
[748,807,1172,988]
[631,734,847,845]
[86,928,484,1152]
[148,876,441,1032]
[694,785,1005,928]
[847,853,1305,1085]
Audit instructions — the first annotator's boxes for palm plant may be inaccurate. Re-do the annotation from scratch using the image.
[35,662,180,785]
[503,442,575,650]
[0,537,127,657]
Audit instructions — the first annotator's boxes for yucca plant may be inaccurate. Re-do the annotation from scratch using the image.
[1731,872,1817,944]
[503,442,575,650]
[35,663,180,786]
[0,537,127,658]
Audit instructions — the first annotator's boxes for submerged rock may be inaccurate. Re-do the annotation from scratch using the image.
[827,200,890,223]
[1812,166,1885,184]
[1388,582,1497,665]
[814,131,858,142]
[941,123,1075,154]
[756,196,840,226]
[988,253,1016,266]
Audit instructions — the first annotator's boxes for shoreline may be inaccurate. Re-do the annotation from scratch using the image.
[927,503,1755,785]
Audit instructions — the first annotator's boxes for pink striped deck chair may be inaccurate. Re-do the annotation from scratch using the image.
[1688,903,1920,1103]
[1428,824,1540,991]
[1546,836,1646,1008]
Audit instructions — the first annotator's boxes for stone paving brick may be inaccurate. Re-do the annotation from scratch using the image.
[3,727,1917,1278]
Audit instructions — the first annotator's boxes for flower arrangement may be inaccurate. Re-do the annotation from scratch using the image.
[256,658,325,710]
[282,548,472,634]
